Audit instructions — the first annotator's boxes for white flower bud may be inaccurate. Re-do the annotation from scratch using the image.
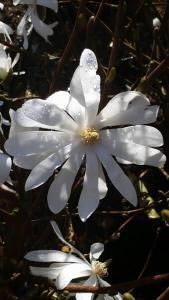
[153,17,161,29]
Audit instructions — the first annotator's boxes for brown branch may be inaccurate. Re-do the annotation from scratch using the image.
[101,0,125,108]
[61,273,169,294]
[157,287,169,300]
[49,0,88,94]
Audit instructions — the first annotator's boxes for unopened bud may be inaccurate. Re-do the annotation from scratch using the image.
[153,18,161,30]
[161,209,169,224]
[123,292,136,300]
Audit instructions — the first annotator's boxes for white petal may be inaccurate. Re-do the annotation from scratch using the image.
[14,153,50,169]
[9,109,37,137]
[0,153,11,184]
[102,125,164,147]
[47,91,70,110]
[30,265,64,280]
[78,150,99,222]
[76,275,97,300]
[70,67,85,105]
[47,150,83,214]
[5,131,70,156]
[101,129,166,167]
[90,243,104,261]
[47,91,86,126]
[95,145,137,206]
[25,250,82,263]
[98,161,107,199]
[55,263,92,289]
[96,91,159,128]
[25,145,72,191]
[79,49,100,124]
[67,96,86,127]
[16,98,77,131]
[50,221,89,263]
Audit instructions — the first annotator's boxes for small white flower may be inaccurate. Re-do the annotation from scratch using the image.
[14,0,58,49]
[25,221,122,300]
[0,45,20,81]
[5,49,166,221]
[153,17,161,30]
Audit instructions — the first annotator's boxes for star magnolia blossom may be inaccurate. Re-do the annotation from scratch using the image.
[25,221,122,300]
[14,0,58,49]
[5,49,166,221]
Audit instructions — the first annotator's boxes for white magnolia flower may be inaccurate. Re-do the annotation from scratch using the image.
[5,49,166,221]
[14,0,58,49]
[0,45,20,81]
[25,221,122,300]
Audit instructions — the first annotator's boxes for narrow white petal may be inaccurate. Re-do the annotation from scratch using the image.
[55,263,92,289]
[70,67,85,105]
[98,161,107,199]
[50,221,89,263]
[25,250,82,263]
[79,49,100,124]
[78,150,99,222]
[47,150,83,214]
[25,145,72,191]
[11,53,20,68]
[96,91,158,128]
[90,243,104,261]
[30,265,63,280]
[5,131,70,156]
[76,275,97,300]
[0,153,11,184]
[96,145,137,206]
[16,98,77,131]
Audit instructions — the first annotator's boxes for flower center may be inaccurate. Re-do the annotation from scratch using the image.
[91,261,108,277]
[80,128,99,144]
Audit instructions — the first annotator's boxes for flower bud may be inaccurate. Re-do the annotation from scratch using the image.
[153,17,161,30]
[123,292,136,300]
[161,209,169,224]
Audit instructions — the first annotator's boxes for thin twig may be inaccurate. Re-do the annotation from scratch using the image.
[49,0,88,93]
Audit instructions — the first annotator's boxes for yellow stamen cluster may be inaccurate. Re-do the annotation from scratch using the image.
[80,128,99,144]
[92,261,108,277]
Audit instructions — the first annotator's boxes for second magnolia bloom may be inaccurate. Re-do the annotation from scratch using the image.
[5,49,166,221]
